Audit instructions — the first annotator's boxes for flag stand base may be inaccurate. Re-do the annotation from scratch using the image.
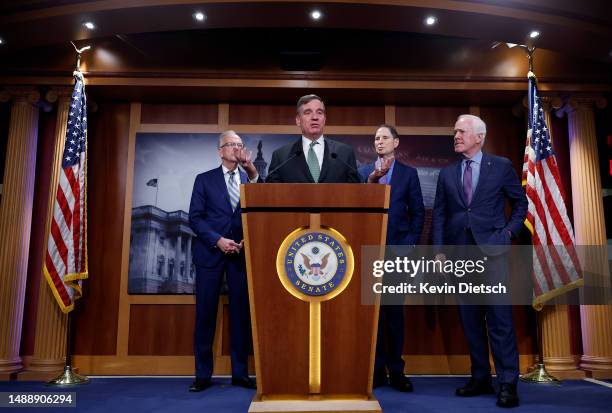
[46,365,89,386]
[521,363,561,384]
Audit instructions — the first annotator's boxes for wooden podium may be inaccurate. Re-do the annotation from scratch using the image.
[240,184,389,413]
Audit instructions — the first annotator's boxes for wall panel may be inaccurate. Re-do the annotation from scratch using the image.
[60,100,543,375]
[141,104,218,124]
[74,103,130,355]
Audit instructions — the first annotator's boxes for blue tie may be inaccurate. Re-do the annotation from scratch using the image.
[228,171,240,211]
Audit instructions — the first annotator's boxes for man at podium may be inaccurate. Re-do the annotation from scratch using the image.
[266,94,360,183]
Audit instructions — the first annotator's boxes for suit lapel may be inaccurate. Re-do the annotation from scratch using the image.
[318,139,331,183]
[293,139,315,183]
[389,160,402,190]
[214,165,233,214]
[455,160,467,206]
[471,153,491,205]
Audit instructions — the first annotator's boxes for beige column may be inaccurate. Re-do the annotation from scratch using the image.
[17,89,73,381]
[536,96,584,378]
[0,88,41,380]
[563,95,612,379]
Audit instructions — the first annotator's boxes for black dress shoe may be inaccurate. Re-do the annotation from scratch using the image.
[389,373,413,393]
[189,378,211,392]
[231,376,257,389]
[456,377,495,397]
[497,383,519,408]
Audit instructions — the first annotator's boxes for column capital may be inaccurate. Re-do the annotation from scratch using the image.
[520,93,563,111]
[1,87,41,105]
[557,94,607,117]
[45,87,74,104]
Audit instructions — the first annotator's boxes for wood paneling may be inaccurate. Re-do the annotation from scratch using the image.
[229,104,385,126]
[128,304,194,355]
[74,103,130,355]
[325,106,385,126]
[140,104,218,124]
[20,108,57,357]
[319,212,384,394]
[246,212,311,394]
[396,107,468,127]
[0,102,10,186]
[479,107,525,169]
[242,183,388,209]
[229,105,296,125]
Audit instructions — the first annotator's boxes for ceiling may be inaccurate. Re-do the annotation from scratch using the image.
[0,1,610,105]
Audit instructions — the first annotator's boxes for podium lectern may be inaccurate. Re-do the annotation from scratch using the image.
[241,184,389,413]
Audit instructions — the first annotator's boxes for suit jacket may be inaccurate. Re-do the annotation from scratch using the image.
[189,166,249,268]
[359,161,425,245]
[266,137,360,183]
[432,153,527,247]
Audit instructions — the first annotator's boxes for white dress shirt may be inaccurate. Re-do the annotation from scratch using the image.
[302,135,325,169]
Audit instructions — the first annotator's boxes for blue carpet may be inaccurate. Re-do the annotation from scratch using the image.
[0,376,610,412]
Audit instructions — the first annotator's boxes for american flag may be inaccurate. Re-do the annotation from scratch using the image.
[522,72,582,310]
[43,71,88,313]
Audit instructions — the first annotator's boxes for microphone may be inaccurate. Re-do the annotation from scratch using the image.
[330,152,359,175]
[265,149,303,182]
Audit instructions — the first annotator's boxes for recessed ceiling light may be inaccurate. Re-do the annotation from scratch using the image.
[0,38,4,45]
[194,12,205,22]
[529,30,540,38]
[311,10,322,20]
[83,21,95,30]
[425,16,437,26]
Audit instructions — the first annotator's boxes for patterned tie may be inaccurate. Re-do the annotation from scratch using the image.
[463,159,473,205]
[307,141,321,182]
[228,171,240,211]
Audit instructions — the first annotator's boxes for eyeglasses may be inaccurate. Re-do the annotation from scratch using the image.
[219,142,244,149]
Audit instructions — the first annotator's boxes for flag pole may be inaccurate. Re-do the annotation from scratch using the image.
[517,44,560,384]
[520,309,560,384]
[47,43,91,387]
[47,312,89,385]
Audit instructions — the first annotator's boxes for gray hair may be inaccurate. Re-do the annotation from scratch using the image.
[218,130,239,148]
[457,114,486,144]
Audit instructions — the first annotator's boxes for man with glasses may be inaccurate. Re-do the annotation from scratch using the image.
[188,130,259,392]
[266,94,360,183]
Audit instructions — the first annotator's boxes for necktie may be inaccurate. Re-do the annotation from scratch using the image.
[463,159,473,205]
[228,171,240,211]
[307,141,321,182]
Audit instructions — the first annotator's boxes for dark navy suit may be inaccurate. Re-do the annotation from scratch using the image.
[189,166,251,381]
[359,160,425,377]
[432,153,527,385]
[266,138,360,183]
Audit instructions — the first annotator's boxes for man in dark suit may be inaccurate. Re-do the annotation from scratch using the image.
[188,130,259,392]
[266,94,360,183]
[359,125,425,392]
[432,115,527,408]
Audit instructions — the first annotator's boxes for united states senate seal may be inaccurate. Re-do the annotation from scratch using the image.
[276,226,354,302]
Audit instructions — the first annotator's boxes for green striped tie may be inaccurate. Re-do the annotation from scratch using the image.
[307,141,321,182]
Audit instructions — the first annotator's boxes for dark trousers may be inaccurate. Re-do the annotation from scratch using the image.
[458,229,519,385]
[374,305,405,376]
[194,256,251,380]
